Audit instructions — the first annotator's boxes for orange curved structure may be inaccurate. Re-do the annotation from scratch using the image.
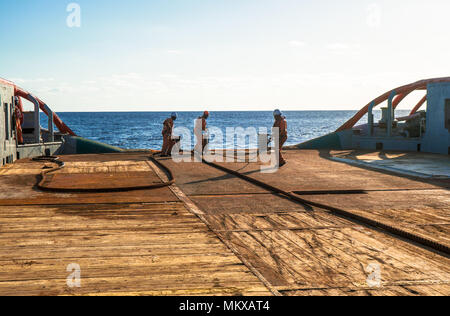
[393,92,410,109]
[336,77,450,132]
[409,95,427,116]
[0,77,76,136]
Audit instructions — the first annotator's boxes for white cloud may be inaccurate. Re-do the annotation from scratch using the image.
[10,70,432,112]
[289,40,306,48]
[167,50,184,55]
[10,77,55,84]
[326,43,362,56]
[326,43,349,51]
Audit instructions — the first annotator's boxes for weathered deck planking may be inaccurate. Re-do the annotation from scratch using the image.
[0,202,272,295]
[0,150,449,296]
[164,150,450,296]
[185,150,450,252]
[0,154,271,296]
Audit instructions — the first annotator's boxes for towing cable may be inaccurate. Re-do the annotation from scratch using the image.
[32,154,174,193]
[31,154,450,256]
[201,158,450,257]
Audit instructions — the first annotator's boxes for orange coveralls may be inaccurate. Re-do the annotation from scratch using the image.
[14,105,24,144]
[273,117,288,165]
[161,118,175,156]
[197,117,208,151]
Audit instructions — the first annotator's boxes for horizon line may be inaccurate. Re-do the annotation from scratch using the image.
[49,109,397,113]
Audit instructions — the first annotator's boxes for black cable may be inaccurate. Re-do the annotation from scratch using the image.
[202,158,450,257]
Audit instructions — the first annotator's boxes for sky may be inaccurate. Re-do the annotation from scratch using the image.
[0,0,449,112]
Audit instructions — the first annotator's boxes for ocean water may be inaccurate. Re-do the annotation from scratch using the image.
[44,110,411,150]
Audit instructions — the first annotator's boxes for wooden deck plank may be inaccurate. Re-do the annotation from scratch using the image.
[0,154,272,295]
[203,211,353,232]
[335,228,450,275]
[283,283,450,296]
[0,244,232,261]
[0,255,250,282]
[0,276,268,296]
[0,230,224,249]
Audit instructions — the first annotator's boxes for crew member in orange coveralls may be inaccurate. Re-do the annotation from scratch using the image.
[161,112,177,156]
[14,97,24,144]
[273,109,287,167]
[195,111,209,153]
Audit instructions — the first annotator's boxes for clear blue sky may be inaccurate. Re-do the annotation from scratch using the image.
[1,0,449,112]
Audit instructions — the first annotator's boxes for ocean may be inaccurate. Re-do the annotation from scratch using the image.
[47,110,411,150]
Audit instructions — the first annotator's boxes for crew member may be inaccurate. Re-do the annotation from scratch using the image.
[14,97,24,145]
[161,112,177,156]
[273,109,287,167]
[195,111,209,153]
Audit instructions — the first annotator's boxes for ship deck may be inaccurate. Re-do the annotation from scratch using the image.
[0,149,449,296]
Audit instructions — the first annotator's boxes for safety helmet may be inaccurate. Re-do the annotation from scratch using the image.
[171,112,177,118]
[273,109,282,117]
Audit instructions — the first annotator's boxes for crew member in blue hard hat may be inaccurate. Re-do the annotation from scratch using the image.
[273,109,288,167]
[161,112,178,156]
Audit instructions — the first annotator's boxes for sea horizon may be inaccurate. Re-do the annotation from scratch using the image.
[52,109,386,113]
[44,110,411,150]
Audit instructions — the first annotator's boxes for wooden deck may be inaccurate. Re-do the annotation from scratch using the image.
[0,150,449,296]
[0,154,270,296]
[162,150,450,296]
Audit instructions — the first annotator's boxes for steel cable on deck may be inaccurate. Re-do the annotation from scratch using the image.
[201,158,450,257]
[32,154,175,193]
[31,154,450,256]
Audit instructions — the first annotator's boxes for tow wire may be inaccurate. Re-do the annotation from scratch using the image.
[31,154,450,256]
[201,158,450,257]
